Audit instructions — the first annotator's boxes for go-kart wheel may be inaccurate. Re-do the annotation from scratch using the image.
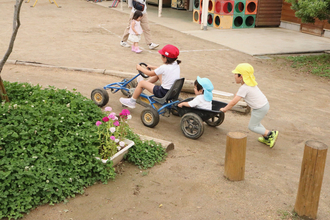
[205,112,225,127]
[138,62,150,78]
[141,107,159,128]
[121,78,137,97]
[91,88,109,107]
[180,113,204,139]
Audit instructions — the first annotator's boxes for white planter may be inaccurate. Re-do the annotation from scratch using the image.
[96,139,134,166]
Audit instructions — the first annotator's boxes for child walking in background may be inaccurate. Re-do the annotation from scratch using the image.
[220,63,279,148]
[178,76,213,110]
[128,11,143,53]
[120,44,181,108]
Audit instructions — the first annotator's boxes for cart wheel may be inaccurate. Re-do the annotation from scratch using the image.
[121,78,137,97]
[141,107,160,128]
[180,113,204,139]
[91,88,109,107]
[205,112,225,127]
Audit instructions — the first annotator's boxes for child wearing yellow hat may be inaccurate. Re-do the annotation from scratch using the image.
[220,63,279,148]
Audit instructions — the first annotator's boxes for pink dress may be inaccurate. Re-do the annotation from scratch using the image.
[129,20,143,35]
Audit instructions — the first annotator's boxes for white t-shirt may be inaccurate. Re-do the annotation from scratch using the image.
[188,95,212,110]
[236,84,268,109]
[154,62,180,90]
[128,0,147,14]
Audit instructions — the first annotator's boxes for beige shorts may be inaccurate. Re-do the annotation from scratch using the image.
[128,34,141,43]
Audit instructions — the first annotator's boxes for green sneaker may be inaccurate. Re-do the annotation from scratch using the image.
[268,131,279,148]
[258,136,270,145]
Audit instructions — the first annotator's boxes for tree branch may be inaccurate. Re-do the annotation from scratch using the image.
[0,0,24,74]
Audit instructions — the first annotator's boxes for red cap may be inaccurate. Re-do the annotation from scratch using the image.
[158,44,179,59]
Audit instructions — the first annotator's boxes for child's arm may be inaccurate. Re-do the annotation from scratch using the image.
[220,95,242,113]
[130,20,138,35]
[136,64,156,77]
[146,65,158,70]
[178,102,190,108]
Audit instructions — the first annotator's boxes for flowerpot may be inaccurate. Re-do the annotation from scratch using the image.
[96,139,134,166]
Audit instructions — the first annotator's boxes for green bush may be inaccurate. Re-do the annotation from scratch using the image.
[0,81,168,219]
[0,82,116,219]
[125,131,167,169]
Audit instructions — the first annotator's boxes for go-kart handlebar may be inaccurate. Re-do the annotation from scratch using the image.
[138,62,150,78]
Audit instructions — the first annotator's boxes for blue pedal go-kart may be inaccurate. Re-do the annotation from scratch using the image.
[91,63,227,139]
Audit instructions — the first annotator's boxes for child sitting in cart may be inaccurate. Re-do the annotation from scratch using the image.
[178,76,213,110]
[120,44,181,109]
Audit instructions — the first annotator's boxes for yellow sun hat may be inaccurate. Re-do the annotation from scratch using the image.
[232,63,258,87]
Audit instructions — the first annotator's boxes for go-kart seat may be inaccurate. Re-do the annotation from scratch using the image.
[153,78,185,104]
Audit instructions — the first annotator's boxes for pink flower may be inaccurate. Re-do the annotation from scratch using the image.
[108,113,116,120]
[114,121,120,126]
[96,121,102,126]
[110,136,115,140]
[119,109,130,117]
[102,117,109,122]
[104,107,112,112]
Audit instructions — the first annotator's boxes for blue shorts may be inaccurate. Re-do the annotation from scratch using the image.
[153,85,169,98]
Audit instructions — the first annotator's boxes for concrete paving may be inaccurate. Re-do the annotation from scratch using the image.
[97,1,330,56]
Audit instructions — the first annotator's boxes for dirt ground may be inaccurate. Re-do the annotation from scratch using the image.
[1,0,330,219]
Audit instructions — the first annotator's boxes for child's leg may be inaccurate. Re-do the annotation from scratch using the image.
[248,102,269,135]
[132,81,155,99]
[119,81,155,108]
[146,75,159,83]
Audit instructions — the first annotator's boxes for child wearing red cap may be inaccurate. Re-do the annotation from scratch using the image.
[120,44,181,109]
[220,63,279,148]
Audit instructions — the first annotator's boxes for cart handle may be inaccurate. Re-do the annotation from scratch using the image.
[139,62,151,78]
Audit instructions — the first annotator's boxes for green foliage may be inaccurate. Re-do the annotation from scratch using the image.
[286,0,330,23]
[0,82,116,219]
[277,209,302,220]
[280,54,330,78]
[125,130,167,169]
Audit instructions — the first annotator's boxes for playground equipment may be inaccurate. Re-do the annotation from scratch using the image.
[195,0,257,29]
[26,0,61,8]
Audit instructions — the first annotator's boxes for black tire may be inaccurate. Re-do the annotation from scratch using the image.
[205,112,225,127]
[180,113,204,139]
[121,78,137,97]
[91,88,109,107]
[141,107,160,128]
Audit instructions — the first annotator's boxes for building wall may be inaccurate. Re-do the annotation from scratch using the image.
[255,0,283,27]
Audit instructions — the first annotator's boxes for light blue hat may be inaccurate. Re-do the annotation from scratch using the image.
[197,76,214,102]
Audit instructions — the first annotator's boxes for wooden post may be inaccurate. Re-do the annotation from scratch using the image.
[224,132,247,181]
[294,140,328,219]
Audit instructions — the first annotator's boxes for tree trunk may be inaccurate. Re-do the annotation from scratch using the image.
[0,0,24,102]
[0,76,9,102]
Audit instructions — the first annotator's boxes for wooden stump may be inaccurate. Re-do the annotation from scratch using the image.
[294,140,328,219]
[224,132,247,181]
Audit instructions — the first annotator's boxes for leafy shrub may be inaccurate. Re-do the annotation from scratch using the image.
[0,81,168,219]
[125,131,167,169]
[0,82,116,219]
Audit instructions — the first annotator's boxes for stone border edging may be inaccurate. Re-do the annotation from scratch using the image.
[6,59,250,114]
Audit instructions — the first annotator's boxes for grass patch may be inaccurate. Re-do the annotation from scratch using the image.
[277,209,304,220]
[276,53,330,78]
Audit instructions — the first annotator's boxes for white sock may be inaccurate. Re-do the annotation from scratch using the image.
[131,98,136,102]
